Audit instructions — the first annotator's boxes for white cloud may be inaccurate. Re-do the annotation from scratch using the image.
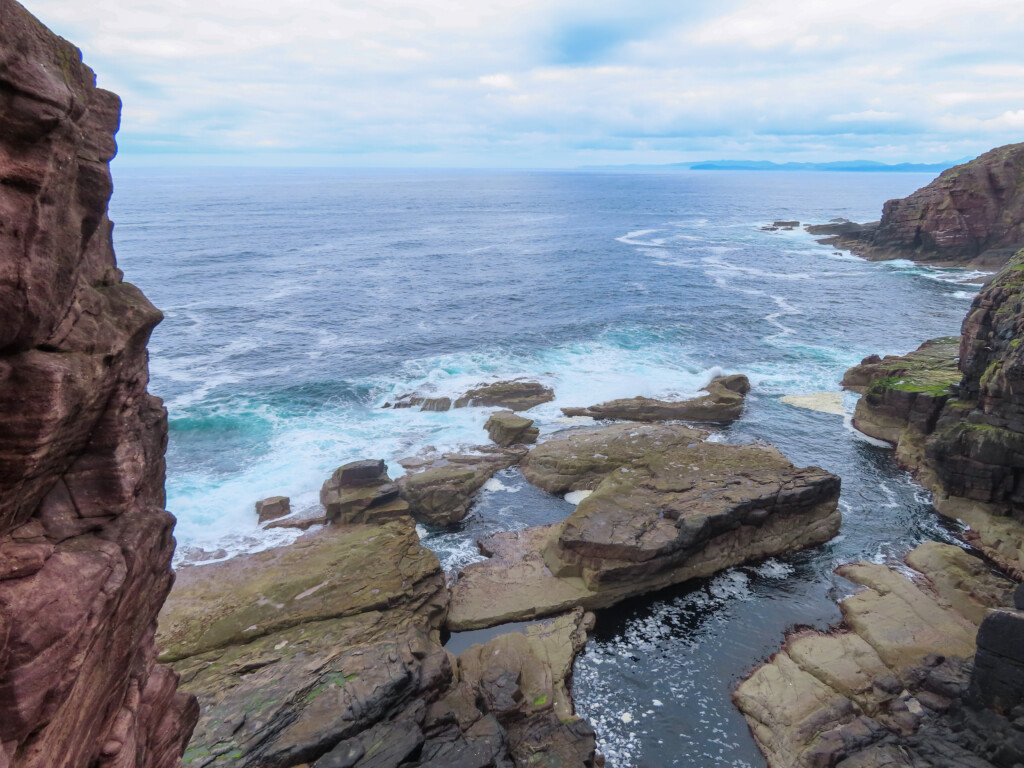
[19,0,1024,165]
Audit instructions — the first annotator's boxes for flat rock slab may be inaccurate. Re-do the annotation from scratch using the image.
[449,442,841,630]
[157,518,446,662]
[560,374,750,423]
[521,422,708,495]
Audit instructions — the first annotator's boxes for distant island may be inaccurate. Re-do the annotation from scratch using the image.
[582,159,961,172]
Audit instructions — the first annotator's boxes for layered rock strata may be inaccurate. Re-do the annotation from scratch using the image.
[807,143,1024,268]
[734,542,1020,767]
[449,425,841,630]
[0,2,197,765]
[841,251,1024,575]
[158,520,601,767]
[561,374,750,423]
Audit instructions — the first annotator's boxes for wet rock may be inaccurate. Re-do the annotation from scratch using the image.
[398,448,525,527]
[390,395,454,412]
[560,375,749,423]
[485,411,539,447]
[449,441,840,629]
[0,3,197,764]
[320,460,410,524]
[454,380,555,411]
[255,495,290,523]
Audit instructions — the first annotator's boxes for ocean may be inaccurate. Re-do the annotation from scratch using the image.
[111,167,982,767]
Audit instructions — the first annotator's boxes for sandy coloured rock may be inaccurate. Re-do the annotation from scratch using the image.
[320,459,410,524]
[485,411,539,447]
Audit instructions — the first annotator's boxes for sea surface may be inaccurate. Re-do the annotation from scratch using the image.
[111,167,984,767]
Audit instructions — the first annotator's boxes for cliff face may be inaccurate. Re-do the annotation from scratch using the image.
[810,143,1024,268]
[0,2,198,766]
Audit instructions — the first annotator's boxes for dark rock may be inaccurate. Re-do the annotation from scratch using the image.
[969,609,1024,713]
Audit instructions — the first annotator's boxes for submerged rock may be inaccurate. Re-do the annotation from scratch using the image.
[398,448,526,527]
[485,411,539,447]
[320,459,410,524]
[449,437,840,629]
[734,542,1017,768]
[561,374,749,423]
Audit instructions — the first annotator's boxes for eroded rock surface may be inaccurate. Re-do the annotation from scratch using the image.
[160,519,601,767]
[809,143,1024,268]
[388,380,554,413]
[449,432,840,629]
[561,374,749,423]
[485,411,539,447]
[842,253,1024,576]
[320,459,410,524]
[0,3,197,765]
[735,542,1019,768]
[398,448,526,527]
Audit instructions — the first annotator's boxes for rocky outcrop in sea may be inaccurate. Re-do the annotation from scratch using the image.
[807,143,1024,268]
[0,2,197,765]
[736,248,1024,766]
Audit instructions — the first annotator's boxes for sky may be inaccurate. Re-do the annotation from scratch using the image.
[22,0,1024,167]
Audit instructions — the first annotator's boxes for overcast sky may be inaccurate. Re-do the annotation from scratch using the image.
[24,0,1024,167]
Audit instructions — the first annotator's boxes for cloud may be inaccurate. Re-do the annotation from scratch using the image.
[20,0,1024,165]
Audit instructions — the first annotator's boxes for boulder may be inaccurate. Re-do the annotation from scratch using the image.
[968,608,1024,713]
[454,380,555,411]
[449,440,841,629]
[320,459,410,524]
[485,411,539,447]
[255,495,290,523]
[560,374,749,423]
[398,448,525,527]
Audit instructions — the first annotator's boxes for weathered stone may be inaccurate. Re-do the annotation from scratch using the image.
[157,519,446,662]
[521,422,708,495]
[969,609,1024,713]
[398,448,525,527]
[735,543,1019,768]
[454,380,555,411]
[0,3,196,765]
[450,441,840,629]
[256,495,290,523]
[320,460,410,524]
[560,375,749,423]
[485,411,539,447]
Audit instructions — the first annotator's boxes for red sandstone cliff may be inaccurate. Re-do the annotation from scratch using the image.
[0,1,198,765]
[810,143,1024,269]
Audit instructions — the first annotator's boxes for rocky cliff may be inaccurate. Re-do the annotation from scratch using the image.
[0,2,197,766]
[808,143,1024,268]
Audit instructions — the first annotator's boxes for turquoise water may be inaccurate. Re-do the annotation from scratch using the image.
[111,168,982,766]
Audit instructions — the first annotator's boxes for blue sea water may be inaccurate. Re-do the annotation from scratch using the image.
[111,168,983,767]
